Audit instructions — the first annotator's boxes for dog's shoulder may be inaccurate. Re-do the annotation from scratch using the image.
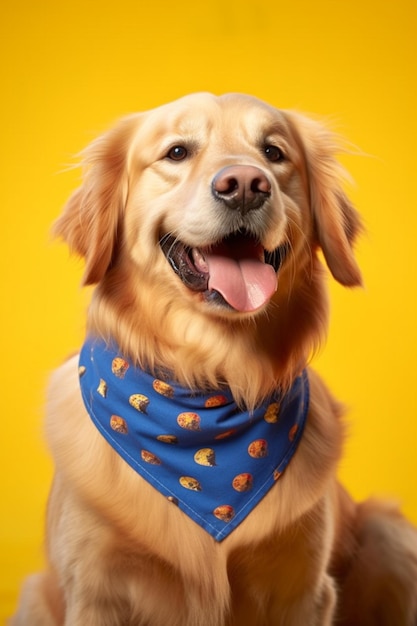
[45,353,98,473]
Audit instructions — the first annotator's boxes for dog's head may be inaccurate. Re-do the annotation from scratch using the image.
[54,93,362,399]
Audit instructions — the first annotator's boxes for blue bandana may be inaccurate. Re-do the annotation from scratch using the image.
[79,337,309,541]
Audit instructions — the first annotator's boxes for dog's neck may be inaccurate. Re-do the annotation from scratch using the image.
[78,335,309,540]
[87,255,328,409]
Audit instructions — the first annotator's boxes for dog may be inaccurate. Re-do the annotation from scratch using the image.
[12,93,417,625]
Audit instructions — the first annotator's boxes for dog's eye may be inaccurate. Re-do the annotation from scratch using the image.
[166,145,188,161]
[263,145,285,163]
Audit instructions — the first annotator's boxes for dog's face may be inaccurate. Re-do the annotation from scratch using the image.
[56,93,361,319]
[124,93,316,314]
[54,93,362,399]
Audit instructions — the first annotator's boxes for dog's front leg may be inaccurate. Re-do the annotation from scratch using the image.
[313,574,338,625]
[264,572,337,626]
[227,493,337,626]
[63,594,128,626]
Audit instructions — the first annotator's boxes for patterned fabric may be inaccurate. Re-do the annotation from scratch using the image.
[79,336,309,541]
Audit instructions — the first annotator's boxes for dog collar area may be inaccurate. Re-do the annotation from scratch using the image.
[78,336,309,541]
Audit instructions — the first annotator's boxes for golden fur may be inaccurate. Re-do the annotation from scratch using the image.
[12,93,417,625]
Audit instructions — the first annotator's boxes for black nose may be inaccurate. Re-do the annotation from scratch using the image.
[212,165,271,214]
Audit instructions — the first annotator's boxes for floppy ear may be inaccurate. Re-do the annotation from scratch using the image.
[285,111,363,287]
[53,116,138,285]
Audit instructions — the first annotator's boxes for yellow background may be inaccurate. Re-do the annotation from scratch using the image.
[1,0,416,620]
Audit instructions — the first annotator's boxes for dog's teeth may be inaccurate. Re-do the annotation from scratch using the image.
[191,248,209,273]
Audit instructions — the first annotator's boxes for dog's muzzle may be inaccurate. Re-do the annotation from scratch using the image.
[160,165,288,313]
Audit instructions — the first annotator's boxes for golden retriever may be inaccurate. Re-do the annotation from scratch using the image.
[12,93,417,625]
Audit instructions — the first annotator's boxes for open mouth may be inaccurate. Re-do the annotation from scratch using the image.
[160,232,288,313]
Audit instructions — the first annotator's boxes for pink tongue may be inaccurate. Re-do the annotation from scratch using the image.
[204,246,277,312]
